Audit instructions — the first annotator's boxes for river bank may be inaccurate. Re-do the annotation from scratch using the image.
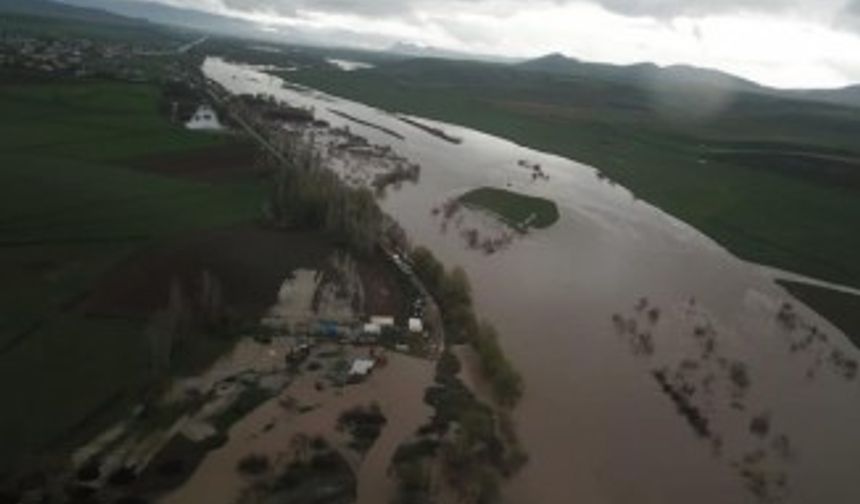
[203,57,860,504]
[1,56,530,504]
[283,63,860,292]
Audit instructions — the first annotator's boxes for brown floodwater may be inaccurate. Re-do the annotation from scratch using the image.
[160,344,433,504]
[204,58,860,504]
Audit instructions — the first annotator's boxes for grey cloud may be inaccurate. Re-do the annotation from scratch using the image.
[835,0,860,32]
[216,0,832,19]
[844,0,860,18]
[589,0,829,18]
[196,0,860,38]
[220,0,427,17]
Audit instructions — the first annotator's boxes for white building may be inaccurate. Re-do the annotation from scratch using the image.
[363,323,382,336]
[186,104,223,131]
[370,316,395,328]
[349,358,375,377]
[408,318,423,334]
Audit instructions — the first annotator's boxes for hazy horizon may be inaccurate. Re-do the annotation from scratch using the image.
[93,0,860,89]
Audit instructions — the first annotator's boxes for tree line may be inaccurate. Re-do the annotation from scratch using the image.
[264,137,382,257]
[411,246,523,407]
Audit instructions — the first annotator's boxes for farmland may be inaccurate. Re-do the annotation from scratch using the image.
[0,75,265,471]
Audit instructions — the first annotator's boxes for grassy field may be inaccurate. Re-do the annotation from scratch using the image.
[286,63,860,291]
[0,76,264,472]
[779,281,860,349]
[459,187,559,230]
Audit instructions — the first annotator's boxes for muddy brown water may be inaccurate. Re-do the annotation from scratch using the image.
[161,346,433,504]
[204,58,860,504]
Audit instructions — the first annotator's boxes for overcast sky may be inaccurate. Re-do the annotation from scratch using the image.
[163,0,860,88]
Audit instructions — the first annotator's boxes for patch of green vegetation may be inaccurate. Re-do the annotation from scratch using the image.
[237,453,270,475]
[779,281,860,349]
[249,445,356,504]
[471,322,524,408]
[405,246,525,501]
[212,384,272,432]
[287,63,860,289]
[0,315,148,469]
[459,187,559,230]
[0,78,264,472]
[411,247,523,407]
[390,440,437,504]
[416,351,522,502]
[337,403,387,453]
[267,140,382,256]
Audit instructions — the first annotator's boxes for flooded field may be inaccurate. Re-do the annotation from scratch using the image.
[203,58,860,504]
[56,250,434,504]
[161,344,432,504]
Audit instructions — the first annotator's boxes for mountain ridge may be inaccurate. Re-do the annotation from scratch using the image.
[0,0,148,27]
[17,0,860,107]
[516,51,860,107]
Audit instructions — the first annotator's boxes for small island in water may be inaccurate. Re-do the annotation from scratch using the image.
[459,187,560,231]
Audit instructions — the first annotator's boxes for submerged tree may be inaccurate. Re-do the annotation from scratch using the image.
[267,139,384,256]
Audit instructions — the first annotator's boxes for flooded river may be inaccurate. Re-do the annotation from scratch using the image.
[204,58,860,504]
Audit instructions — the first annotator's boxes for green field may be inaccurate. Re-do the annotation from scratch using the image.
[286,62,860,291]
[459,187,559,230]
[0,76,263,471]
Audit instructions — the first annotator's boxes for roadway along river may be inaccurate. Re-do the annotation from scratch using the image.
[204,57,860,504]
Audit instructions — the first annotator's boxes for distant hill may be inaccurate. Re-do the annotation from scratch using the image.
[0,0,145,26]
[516,52,582,73]
[288,48,860,292]
[789,85,860,108]
[516,52,761,94]
[19,0,860,109]
[517,53,860,108]
[387,41,518,64]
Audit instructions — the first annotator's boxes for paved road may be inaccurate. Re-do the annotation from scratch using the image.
[177,36,208,54]
[140,36,209,57]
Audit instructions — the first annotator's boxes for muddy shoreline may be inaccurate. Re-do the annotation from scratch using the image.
[202,57,860,504]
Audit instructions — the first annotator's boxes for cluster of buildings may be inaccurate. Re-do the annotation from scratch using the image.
[0,31,190,82]
[0,33,88,75]
[280,313,427,382]
[361,314,423,340]
[280,313,426,350]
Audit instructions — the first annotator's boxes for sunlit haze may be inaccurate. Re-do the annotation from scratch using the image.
[154,0,860,88]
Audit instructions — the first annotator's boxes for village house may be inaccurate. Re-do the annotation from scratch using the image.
[370,315,395,328]
[186,104,223,131]
[408,317,424,334]
[362,322,381,336]
[348,358,375,379]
